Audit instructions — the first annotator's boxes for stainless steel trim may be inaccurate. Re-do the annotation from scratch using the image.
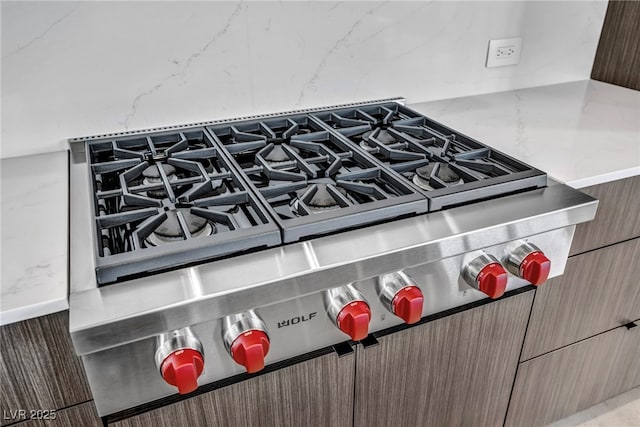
[154,328,203,370]
[69,184,598,355]
[505,242,542,276]
[377,271,416,313]
[67,97,406,143]
[461,253,501,289]
[221,311,268,353]
[323,285,368,325]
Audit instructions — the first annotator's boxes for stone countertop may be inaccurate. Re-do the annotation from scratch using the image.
[1,151,69,325]
[408,80,640,189]
[1,79,638,325]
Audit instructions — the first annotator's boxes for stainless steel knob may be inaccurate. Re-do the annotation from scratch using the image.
[505,242,551,285]
[324,284,371,341]
[155,327,204,395]
[222,311,270,374]
[462,253,508,299]
[378,272,424,324]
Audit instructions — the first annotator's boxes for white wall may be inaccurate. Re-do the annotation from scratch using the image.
[1,1,608,159]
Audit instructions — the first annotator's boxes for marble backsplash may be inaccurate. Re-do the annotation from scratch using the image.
[1,1,607,158]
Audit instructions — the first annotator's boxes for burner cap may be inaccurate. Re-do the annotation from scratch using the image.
[292,181,348,214]
[143,164,179,198]
[263,144,300,163]
[413,163,463,190]
[415,163,461,183]
[437,164,463,184]
[142,164,176,179]
[153,209,209,239]
[415,163,436,181]
[307,183,346,207]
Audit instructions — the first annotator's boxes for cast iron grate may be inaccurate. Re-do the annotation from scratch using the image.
[207,114,428,242]
[86,128,281,285]
[313,103,547,210]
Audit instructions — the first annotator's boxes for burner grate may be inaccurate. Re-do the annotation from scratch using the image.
[315,103,547,210]
[207,114,428,243]
[86,128,281,285]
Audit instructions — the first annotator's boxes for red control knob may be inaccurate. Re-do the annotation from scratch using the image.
[160,348,204,395]
[230,330,270,374]
[392,286,424,324]
[336,301,371,341]
[520,251,551,285]
[477,263,508,299]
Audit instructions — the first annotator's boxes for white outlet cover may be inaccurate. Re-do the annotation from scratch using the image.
[486,37,522,68]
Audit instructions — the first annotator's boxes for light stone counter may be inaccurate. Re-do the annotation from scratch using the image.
[1,151,69,325]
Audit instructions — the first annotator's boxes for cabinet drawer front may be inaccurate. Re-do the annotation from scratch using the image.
[506,322,640,427]
[111,351,354,427]
[0,311,92,425]
[354,291,534,427]
[522,237,640,360]
[570,175,640,255]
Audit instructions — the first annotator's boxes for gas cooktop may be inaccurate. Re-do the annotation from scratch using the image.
[68,99,598,418]
[78,100,546,285]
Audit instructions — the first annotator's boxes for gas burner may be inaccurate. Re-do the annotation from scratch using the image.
[142,164,179,198]
[291,180,349,215]
[142,164,176,182]
[412,174,430,190]
[412,163,464,190]
[263,144,300,163]
[145,208,215,247]
[359,128,398,149]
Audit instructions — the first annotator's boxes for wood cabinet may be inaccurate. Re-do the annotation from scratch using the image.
[10,402,102,427]
[353,291,534,427]
[0,312,92,426]
[505,321,640,427]
[507,176,640,425]
[522,237,640,360]
[591,0,640,91]
[569,176,640,255]
[111,350,354,427]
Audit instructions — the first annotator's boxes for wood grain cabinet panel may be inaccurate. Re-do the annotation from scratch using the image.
[11,402,102,427]
[112,350,354,427]
[569,176,640,255]
[522,237,640,360]
[0,312,92,426]
[591,0,640,91]
[353,291,534,427]
[505,322,640,427]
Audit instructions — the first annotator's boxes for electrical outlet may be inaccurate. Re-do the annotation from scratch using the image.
[486,37,522,68]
